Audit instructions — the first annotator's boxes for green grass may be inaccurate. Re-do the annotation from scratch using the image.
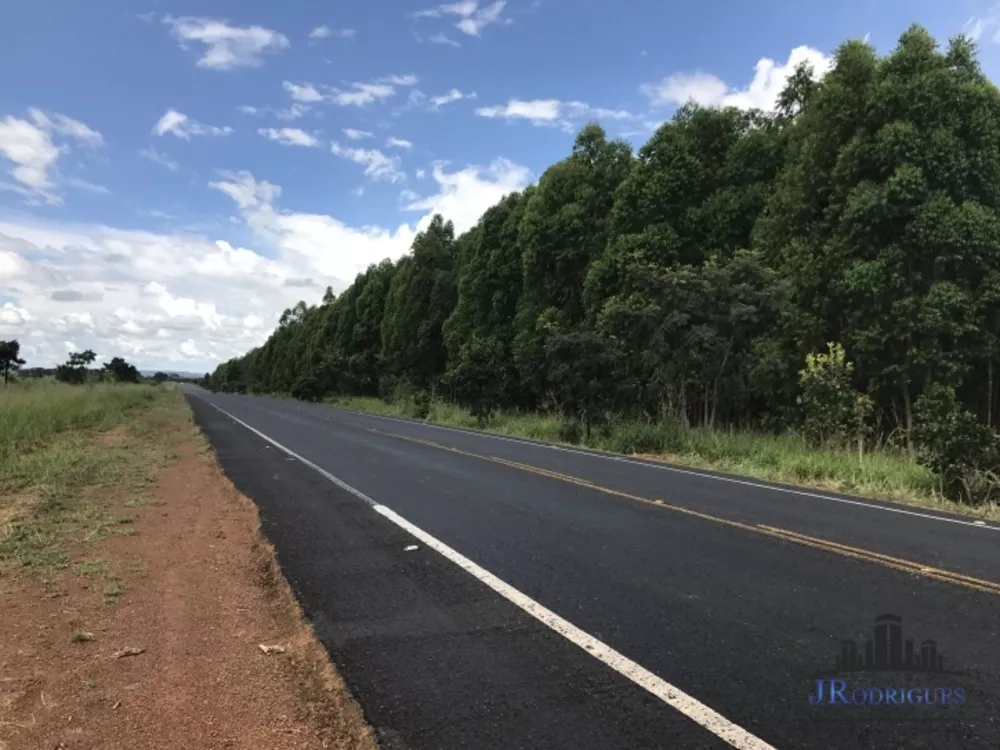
[327,395,997,520]
[0,381,183,586]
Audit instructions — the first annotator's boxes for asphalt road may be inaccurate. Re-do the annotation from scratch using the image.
[185,387,1000,750]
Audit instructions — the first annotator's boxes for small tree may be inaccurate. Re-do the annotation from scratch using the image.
[56,349,97,385]
[0,339,26,384]
[103,356,140,383]
[798,342,871,452]
[152,371,169,383]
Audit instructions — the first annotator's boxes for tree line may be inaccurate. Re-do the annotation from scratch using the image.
[0,341,146,385]
[209,27,1000,504]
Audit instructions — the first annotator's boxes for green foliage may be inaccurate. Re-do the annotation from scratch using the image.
[56,349,97,385]
[209,24,1000,507]
[913,383,1000,505]
[0,339,26,384]
[797,343,872,451]
[103,356,140,383]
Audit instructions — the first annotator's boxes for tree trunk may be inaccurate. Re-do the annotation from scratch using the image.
[903,380,914,455]
[988,358,994,428]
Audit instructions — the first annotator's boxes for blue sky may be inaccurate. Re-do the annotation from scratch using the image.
[0,0,993,371]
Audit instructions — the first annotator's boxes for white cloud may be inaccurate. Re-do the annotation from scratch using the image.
[403,158,531,232]
[153,109,233,139]
[331,82,397,107]
[258,128,321,147]
[429,33,461,47]
[139,146,179,171]
[276,103,311,121]
[330,143,405,183]
[386,137,413,149]
[476,98,562,123]
[163,15,290,70]
[0,301,31,333]
[285,76,416,109]
[963,5,1000,42]
[312,27,356,40]
[210,170,417,284]
[476,98,634,129]
[64,177,110,196]
[343,128,374,140]
[238,105,260,115]
[283,81,325,103]
[430,89,477,108]
[414,0,508,37]
[28,110,103,148]
[380,74,419,86]
[0,154,530,369]
[416,168,427,179]
[640,45,833,111]
[0,109,104,205]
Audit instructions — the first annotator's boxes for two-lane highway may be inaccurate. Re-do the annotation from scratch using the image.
[185,387,1000,749]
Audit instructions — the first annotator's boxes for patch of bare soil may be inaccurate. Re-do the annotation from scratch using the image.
[0,425,376,750]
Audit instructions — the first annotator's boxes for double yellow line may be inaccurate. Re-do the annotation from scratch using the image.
[369,426,1000,597]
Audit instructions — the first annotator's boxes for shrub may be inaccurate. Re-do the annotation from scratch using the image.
[912,383,1000,505]
[798,342,871,452]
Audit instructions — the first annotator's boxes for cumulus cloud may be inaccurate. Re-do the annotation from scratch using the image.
[0,153,530,370]
[386,137,413,149]
[403,158,531,232]
[309,25,331,39]
[414,0,508,37]
[640,45,833,111]
[152,109,233,139]
[258,127,321,147]
[0,109,104,205]
[163,15,290,70]
[330,143,406,183]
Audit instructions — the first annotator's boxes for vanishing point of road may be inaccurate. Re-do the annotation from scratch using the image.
[185,387,1000,750]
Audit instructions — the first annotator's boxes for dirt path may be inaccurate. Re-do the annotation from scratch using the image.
[0,412,375,750]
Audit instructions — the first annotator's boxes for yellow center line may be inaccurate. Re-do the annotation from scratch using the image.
[368,426,1000,597]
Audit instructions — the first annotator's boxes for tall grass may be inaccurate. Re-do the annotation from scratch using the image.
[0,380,158,463]
[329,394,959,514]
[1,380,179,578]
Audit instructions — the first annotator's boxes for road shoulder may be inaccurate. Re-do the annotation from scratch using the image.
[0,391,375,750]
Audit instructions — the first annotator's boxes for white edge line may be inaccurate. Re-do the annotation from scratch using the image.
[312,403,998,533]
[198,395,777,750]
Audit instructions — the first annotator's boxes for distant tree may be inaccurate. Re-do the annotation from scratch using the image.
[103,356,140,383]
[56,349,97,385]
[152,371,170,383]
[0,339,26,384]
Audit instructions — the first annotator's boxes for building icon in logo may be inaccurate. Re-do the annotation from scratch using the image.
[835,614,945,672]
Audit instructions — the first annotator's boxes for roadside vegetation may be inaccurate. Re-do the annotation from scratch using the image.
[207,25,1000,515]
[330,394,955,515]
[0,379,180,588]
